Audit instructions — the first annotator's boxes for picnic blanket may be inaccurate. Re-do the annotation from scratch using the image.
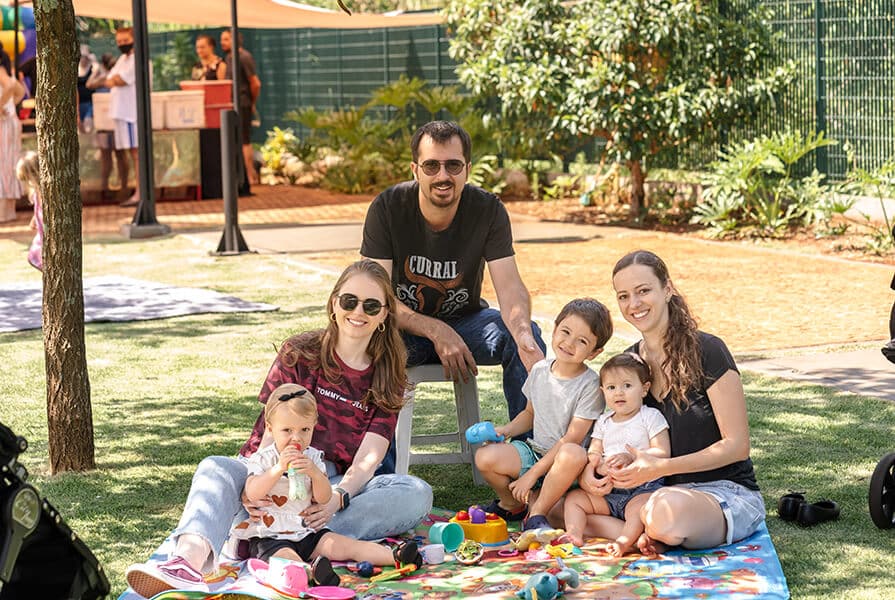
[0,276,278,333]
[119,509,789,599]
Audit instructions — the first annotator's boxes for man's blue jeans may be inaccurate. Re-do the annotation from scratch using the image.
[379,307,546,474]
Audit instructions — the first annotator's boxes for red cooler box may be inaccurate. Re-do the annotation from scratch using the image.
[179,80,234,129]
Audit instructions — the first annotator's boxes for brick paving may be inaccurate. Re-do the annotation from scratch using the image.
[0,185,373,239]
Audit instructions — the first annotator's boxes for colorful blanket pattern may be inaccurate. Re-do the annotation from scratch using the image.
[120,509,789,599]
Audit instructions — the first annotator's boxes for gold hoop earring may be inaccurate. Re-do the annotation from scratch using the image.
[377,321,386,332]
[330,313,337,322]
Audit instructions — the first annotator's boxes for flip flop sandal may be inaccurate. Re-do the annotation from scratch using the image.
[797,499,841,526]
[777,492,806,521]
[392,540,422,569]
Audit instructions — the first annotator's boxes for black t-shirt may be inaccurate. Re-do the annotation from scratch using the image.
[361,181,514,319]
[224,48,257,107]
[627,332,759,490]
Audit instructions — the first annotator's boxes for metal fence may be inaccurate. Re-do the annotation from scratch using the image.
[148,25,458,144]
[660,0,895,178]
[147,2,893,178]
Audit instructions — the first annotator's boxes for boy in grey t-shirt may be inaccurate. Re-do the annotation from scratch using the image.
[472,298,612,530]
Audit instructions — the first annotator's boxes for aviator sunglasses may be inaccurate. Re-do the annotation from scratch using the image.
[416,159,467,176]
[337,293,385,316]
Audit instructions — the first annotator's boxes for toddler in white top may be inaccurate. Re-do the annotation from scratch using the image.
[231,383,421,585]
[563,353,670,556]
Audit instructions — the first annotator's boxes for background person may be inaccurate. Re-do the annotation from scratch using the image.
[87,52,129,199]
[124,260,433,598]
[191,34,226,81]
[361,121,547,473]
[104,27,140,207]
[15,150,42,271]
[220,30,260,189]
[0,46,24,223]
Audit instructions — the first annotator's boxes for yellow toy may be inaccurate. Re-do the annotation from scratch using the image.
[450,506,509,546]
[513,527,565,551]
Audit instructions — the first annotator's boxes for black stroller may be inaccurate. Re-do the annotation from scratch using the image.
[870,258,895,529]
[871,452,895,529]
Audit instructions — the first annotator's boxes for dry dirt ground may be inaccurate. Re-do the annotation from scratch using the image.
[3,184,891,353]
[276,189,895,354]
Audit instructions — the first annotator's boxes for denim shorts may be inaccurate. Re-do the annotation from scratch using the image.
[674,480,766,545]
[604,479,664,519]
[511,440,545,488]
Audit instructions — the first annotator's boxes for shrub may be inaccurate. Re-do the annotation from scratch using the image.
[283,76,502,194]
[693,131,838,238]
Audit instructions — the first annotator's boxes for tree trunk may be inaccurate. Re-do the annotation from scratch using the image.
[627,159,646,221]
[34,0,96,473]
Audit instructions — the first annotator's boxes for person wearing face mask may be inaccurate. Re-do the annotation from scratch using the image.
[105,27,140,207]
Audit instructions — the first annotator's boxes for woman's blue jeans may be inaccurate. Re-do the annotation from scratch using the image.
[171,455,433,564]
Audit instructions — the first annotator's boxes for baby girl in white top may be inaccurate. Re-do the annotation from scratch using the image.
[563,352,670,556]
[231,383,421,581]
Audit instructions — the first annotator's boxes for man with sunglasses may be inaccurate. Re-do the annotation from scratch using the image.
[362,121,547,463]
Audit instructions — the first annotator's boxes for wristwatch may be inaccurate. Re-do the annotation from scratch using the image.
[334,487,350,511]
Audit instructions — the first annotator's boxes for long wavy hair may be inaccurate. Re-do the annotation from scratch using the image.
[278,260,408,413]
[612,250,702,412]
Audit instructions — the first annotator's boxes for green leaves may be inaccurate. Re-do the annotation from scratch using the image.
[447,0,790,214]
[694,130,839,237]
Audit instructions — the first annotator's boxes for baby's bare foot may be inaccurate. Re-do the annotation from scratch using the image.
[608,537,634,557]
[559,532,584,547]
[635,533,668,557]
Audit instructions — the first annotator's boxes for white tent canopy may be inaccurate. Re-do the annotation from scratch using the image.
[66,0,444,29]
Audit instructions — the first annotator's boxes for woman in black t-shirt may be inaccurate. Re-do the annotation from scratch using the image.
[601,249,765,554]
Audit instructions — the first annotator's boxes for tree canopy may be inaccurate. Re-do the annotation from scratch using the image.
[447,0,794,215]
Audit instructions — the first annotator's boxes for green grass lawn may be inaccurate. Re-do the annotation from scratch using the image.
[1,234,894,598]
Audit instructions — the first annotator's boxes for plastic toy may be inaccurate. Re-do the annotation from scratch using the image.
[248,558,356,599]
[454,540,485,565]
[465,421,504,445]
[356,561,375,577]
[515,558,580,600]
[451,505,509,546]
[513,527,565,551]
[369,563,416,583]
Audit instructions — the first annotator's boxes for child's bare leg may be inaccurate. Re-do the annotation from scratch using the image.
[527,443,588,518]
[474,444,524,511]
[312,532,394,566]
[563,489,606,546]
[608,493,650,557]
[582,513,626,542]
[271,547,304,562]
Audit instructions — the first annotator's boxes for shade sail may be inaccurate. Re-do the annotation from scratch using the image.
[4,0,445,29]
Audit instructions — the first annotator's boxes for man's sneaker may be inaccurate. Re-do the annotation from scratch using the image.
[125,556,208,598]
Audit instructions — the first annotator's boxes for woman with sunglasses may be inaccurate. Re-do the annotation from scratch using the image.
[126,260,433,597]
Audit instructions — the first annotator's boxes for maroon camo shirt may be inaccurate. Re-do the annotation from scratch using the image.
[238,352,398,474]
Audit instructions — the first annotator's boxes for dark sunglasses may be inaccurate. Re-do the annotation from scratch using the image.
[417,159,466,176]
[337,293,384,316]
[279,389,307,401]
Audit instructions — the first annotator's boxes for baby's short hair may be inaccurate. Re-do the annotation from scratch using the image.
[554,297,613,350]
[265,383,317,424]
[599,352,651,384]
